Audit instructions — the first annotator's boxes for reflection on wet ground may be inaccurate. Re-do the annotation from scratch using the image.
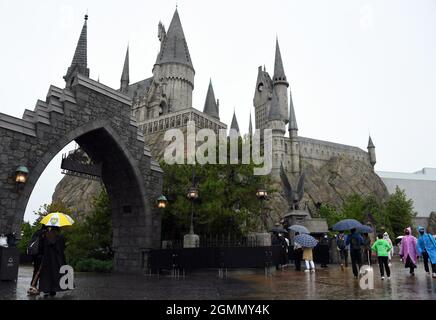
[1,259,435,300]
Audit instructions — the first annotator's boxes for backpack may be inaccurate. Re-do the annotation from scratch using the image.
[337,238,345,250]
[27,232,41,256]
[350,235,361,250]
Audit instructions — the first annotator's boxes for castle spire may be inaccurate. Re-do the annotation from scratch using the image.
[230,110,240,135]
[288,89,298,133]
[273,38,288,85]
[64,14,90,85]
[155,8,194,71]
[203,79,219,120]
[120,45,130,93]
[367,135,376,168]
[248,112,253,136]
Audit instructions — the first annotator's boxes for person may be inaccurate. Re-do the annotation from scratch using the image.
[399,227,418,276]
[303,246,315,273]
[383,232,394,266]
[27,226,47,295]
[336,231,348,270]
[371,233,392,280]
[346,228,363,279]
[293,232,303,271]
[318,234,329,268]
[362,233,372,265]
[278,233,289,267]
[38,226,67,296]
[416,226,436,278]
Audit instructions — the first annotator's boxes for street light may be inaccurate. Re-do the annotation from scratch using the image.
[157,195,168,209]
[15,166,29,184]
[187,186,199,234]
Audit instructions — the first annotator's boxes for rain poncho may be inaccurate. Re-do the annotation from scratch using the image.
[400,233,418,266]
[417,231,436,264]
[383,232,394,260]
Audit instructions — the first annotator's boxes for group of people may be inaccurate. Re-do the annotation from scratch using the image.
[27,226,67,297]
[335,226,436,280]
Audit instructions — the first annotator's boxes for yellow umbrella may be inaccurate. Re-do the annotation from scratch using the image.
[40,212,74,227]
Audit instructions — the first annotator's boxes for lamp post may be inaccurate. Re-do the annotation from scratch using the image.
[256,187,268,232]
[187,186,198,234]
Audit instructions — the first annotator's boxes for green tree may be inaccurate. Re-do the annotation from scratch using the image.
[160,136,272,240]
[383,186,415,237]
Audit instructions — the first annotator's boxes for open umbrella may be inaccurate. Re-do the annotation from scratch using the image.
[332,219,363,231]
[288,225,310,234]
[357,225,373,233]
[294,234,318,248]
[270,226,288,234]
[40,212,74,227]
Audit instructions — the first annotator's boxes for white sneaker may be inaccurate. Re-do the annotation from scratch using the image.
[381,276,385,280]
[432,273,436,279]
[311,269,315,273]
[304,269,310,273]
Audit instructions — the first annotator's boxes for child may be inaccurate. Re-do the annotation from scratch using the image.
[303,247,315,273]
[371,233,392,280]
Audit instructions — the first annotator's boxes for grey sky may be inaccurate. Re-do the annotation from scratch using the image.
[1,0,435,222]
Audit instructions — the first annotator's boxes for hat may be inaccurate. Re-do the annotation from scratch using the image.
[418,226,425,232]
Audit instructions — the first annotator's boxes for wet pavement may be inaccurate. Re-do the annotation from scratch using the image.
[1,259,435,300]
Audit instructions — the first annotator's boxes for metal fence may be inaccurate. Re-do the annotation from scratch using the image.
[162,234,261,249]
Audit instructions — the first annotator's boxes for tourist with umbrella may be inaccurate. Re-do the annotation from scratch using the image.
[345,228,364,279]
[399,227,418,276]
[37,212,74,297]
[336,231,348,270]
[295,234,318,273]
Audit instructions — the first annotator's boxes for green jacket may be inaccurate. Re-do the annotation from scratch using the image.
[371,239,392,257]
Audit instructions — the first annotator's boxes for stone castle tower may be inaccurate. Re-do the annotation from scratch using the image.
[253,39,377,181]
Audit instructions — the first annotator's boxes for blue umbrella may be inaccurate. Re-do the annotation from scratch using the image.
[294,234,318,248]
[332,219,363,231]
[288,225,310,234]
[357,224,373,233]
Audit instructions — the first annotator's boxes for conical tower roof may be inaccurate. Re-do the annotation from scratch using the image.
[368,136,375,148]
[248,113,253,136]
[121,46,129,84]
[203,79,219,119]
[273,38,287,83]
[155,9,194,70]
[230,110,240,133]
[288,90,298,131]
[65,15,90,81]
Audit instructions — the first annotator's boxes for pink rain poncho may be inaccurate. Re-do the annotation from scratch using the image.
[400,234,418,265]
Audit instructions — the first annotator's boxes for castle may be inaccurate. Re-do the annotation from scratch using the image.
[117,8,377,180]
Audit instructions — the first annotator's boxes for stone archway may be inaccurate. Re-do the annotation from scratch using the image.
[0,74,163,273]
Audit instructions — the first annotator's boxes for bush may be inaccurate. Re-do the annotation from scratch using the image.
[74,258,113,273]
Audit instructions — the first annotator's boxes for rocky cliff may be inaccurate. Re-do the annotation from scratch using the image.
[53,154,389,225]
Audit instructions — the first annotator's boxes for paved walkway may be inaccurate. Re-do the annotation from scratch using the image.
[1,259,435,300]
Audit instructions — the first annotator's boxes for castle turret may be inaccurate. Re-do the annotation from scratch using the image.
[120,46,129,94]
[288,89,300,174]
[273,38,289,123]
[367,136,376,168]
[203,79,220,120]
[248,112,253,137]
[64,15,90,87]
[153,9,195,111]
[268,88,286,178]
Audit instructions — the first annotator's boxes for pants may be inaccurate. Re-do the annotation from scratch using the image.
[405,256,416,274]
[422,251,436,273]
[294,248,303,271]
[350,249,362,277]
[305,260,315,270]
[339,249,348,267]
[362,249,372,265]
[378,256,390,277]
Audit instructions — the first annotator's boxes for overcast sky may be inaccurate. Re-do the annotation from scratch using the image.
[1,0,435,222]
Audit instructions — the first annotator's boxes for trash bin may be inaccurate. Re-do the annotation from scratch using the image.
[0,247,20,281]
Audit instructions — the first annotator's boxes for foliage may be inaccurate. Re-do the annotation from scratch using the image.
[18,222,39,255]
[160,136,273,240]
[74,258,113,273]
[318,187,416,238]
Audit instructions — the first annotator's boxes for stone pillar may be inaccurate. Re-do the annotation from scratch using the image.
[183,233,199,248]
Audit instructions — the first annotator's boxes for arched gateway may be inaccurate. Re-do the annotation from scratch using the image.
[0,16,163,273]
